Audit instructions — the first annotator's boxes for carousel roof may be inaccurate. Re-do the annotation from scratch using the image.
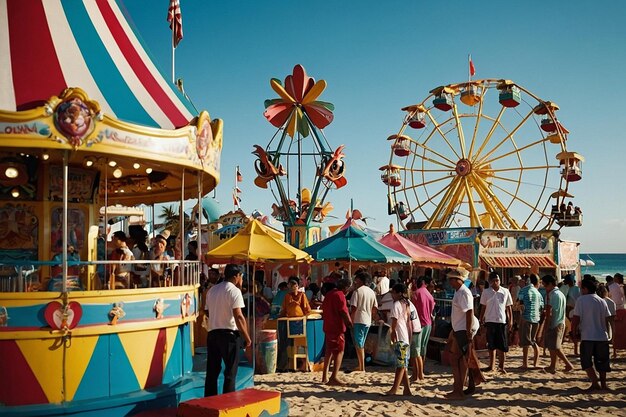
[0,0,195,130]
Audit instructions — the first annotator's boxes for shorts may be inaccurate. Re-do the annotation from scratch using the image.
[453,330,470,356]
[545,323,565,351]
[519,318,539,347]
[393,341,410,369]
[325,332,345,355]
[419,324,432,358]
[580,340,611,372]
[485,322,509,352]
[410,332,422,358]
[353,323,369,349]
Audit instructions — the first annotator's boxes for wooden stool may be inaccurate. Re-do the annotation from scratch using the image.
[286,317,310,371]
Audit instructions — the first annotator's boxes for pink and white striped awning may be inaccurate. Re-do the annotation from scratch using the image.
[0,0,195,130]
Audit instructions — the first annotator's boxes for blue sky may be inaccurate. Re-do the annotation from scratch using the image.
[124,0,626,253]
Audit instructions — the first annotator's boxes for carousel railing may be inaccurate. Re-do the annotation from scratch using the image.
[0,259,201,292]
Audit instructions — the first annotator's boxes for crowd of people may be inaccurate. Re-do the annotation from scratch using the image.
[200,263,625,401]
[89,226,201,289]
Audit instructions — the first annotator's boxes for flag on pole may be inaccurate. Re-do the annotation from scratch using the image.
[236,168,243,182]
[167,0,183,48]
[469,55,476,77]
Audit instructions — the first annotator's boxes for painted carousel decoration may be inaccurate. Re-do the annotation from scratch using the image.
[385,78,583,232]
[254,65,346,248]
[0,2,223,415]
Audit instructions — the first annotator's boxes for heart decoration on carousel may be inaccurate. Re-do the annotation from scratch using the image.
[44,301,83,330]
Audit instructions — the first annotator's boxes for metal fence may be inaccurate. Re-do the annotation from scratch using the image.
[0,260,201,292]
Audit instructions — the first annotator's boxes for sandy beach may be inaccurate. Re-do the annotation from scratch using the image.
[255,344,626,417]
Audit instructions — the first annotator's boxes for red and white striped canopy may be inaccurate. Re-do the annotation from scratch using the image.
[0,0,195,130]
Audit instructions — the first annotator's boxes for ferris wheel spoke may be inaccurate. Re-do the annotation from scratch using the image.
[411,180,454,213]
[470,106,506,162]
[452,104,467,159]
[479,137,550,167]
[489,180,551,226]
[424,111,462,160]
[467,92,486,159]
[397,174,453,193]
[463,177,481,227]
[486,165,558,174]
[470,174,520,229]
[425,176,464,228]
[437,181,467,228]
[413,142,458,167]
[474,108,535,166]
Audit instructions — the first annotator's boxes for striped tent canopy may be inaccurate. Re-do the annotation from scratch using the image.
[0,0,223,204]
[1,0,194,129]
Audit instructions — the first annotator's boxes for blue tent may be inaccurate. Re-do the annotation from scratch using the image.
[304,222,411,264]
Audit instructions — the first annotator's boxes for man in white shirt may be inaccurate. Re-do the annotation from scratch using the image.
[479,272,513,373]
[204,264,251,396]
[572,277,612,391]
[608,273,625,310]
[446,267,482,400]
[375,269,390,296]
[350,271,378,373]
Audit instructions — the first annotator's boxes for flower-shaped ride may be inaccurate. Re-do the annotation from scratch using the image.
[254,65,347,249]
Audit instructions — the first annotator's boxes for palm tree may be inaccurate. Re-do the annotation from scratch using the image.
[159,205,192,235]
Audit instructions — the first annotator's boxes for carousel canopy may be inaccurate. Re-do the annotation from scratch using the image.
[304,220,411,263]
[1,0,194,129]
[0,1,223,205]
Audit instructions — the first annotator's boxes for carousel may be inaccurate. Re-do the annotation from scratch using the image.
[0,2,224,416]
[383,77,584,281]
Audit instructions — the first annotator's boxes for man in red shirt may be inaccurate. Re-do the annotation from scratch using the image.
[321,278,353,385]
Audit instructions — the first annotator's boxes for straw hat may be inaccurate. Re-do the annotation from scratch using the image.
[155,229,171,243]
[447,267,469,280]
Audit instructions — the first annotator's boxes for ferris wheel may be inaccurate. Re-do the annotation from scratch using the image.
[383,79,584,231]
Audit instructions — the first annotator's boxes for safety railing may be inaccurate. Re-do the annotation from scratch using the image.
[0,260,201,292]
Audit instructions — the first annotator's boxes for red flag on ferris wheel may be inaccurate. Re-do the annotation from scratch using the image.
[469,55,476,77]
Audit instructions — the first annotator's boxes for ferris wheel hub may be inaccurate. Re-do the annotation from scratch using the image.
[455,158,472,177]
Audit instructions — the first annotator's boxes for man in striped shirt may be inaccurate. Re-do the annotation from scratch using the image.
[517,274,544,369]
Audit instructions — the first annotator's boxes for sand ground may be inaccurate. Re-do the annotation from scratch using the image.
[255,344,626,417]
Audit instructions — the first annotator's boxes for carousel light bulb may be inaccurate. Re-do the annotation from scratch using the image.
[147,185,152,190]
[145,168,153,174]
[108,160,117,167]
[119,189,125,193]
[42,153,49,160]
[85,158,94,167]
[11,188,20,198]
[113,168,123,178]
[133,163,140,169]
[5,167,18,179]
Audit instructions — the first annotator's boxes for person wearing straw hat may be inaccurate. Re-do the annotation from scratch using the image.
[445,267,484,400]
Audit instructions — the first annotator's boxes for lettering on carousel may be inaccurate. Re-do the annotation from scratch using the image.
[0,122,50,136]
[96,129,190,155]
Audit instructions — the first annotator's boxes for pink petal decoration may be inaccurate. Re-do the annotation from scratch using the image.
[264,102,294,127]
[305,104,334,129]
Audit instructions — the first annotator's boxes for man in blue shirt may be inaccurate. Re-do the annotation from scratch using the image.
[541,275,573,373]
[517,274,544,369]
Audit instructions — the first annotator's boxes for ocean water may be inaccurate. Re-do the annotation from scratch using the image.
[579,253,626,279]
